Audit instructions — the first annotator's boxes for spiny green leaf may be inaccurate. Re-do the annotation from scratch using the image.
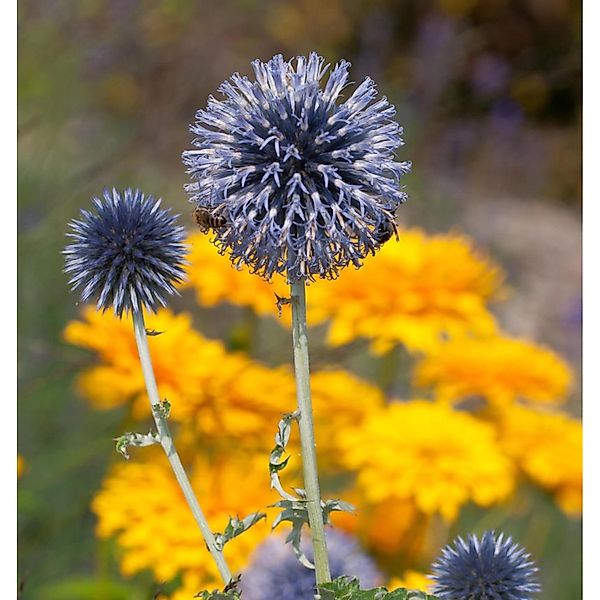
[114,431,160,460]
[322,499,356,523]
[317,577,439,600]
[194,589,241,600]
[269,411,300,501]
[285,516,315,570]
[275,411,298,446]
[270,498,314,568]
[213,512,266,551]
[194,574,242,599]
[268,411,357,572]
[270,454,291,473]
[270,496,356,571]
[318,577,380,600]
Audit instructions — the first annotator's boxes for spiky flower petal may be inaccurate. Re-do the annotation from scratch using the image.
[430,531,541,600]
[183,53,410,282]
[64,188,187,317]
[240,529,382,599]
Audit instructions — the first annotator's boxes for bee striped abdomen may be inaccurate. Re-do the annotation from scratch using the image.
[193,207,227,233]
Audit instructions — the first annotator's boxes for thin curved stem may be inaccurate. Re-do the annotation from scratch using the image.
[290,279,331,585]
[132,308,232,585]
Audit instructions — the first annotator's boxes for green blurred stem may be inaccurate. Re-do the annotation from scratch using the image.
[377,344,401,396]
[132,308,232,585]
[290,280,331,585]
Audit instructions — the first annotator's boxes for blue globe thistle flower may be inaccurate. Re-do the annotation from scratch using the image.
[64,188,187,317]
[183,52,411,282]
[430,531,541,600]
[240,529,382,599]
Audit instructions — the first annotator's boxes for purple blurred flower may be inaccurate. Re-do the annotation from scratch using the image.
[240,529,382,599]
[490,98,525,132]
[470,54,510,98]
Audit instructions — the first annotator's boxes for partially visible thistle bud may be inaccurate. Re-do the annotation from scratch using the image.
[183,52,411,282]
[240,530,382,599]
[64,188,187,317]
[430,531,541,600]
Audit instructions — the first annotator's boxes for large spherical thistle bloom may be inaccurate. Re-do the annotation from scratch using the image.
[240,529,382,599]
[430,531,541,600]
[183,53,411,282]
[64,188,187,317]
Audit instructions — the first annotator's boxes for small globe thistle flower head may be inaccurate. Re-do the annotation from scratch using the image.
[64,188,187,318]
[183,52,411,282]
[430,530,541,600]
[240,529,382,599]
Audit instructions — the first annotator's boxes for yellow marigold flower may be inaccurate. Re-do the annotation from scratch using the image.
[182,230,501,355]
[389,571,432,593]
[338,401,514,521]
[311,370,385,467]
[174,368,383,466]
[92,452,274,586]
[173,356,295,444]
[495,405,582,516]
[64,306,222,412]
[414,335,572,406]
[64,307,290,445]
[183,232,289,320]
[307,228,503,354]
[65,307,385,453]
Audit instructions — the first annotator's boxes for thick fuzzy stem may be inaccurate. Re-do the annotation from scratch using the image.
[132,308,232,585]
[290,280,331,584]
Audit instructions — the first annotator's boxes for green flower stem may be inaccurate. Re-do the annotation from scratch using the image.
[132,308,232,585]
[290,279,331,585]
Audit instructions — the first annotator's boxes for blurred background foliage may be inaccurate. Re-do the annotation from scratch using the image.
[18,0,581,599]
